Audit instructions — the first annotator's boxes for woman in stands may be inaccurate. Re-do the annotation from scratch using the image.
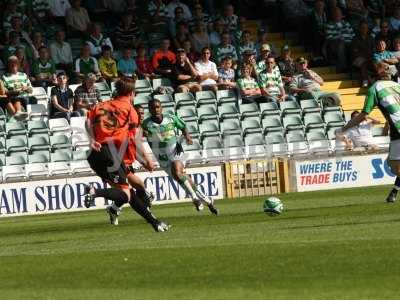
[340,62,400,203]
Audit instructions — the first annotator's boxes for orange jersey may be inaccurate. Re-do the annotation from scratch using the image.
[88,95,138,148]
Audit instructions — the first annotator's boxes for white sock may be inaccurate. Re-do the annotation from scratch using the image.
[179,176,197,201]
[111,202,121,214]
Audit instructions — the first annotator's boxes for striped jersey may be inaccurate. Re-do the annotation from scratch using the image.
[363,80,400,140]
[324,21,355,43]
[32,59,56,77]
[215,44,238,63]
[2,72,32,97]
[237,77,260,90]
[148,1,169,18]
[142,113,186,162]
[257,70,283,96]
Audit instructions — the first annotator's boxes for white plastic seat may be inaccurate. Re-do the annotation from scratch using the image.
[72,134,90,148]
[2,165,26,181]
[70,117,88,134]
[70,160,93,174]
[49,118,71,135]
[48,162,71,176]
[25,163,49,178]
[27,104,48,120]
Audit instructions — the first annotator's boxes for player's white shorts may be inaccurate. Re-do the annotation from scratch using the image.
[159,152,186,176]
[388,139,400,160]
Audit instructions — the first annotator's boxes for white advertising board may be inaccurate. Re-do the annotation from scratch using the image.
[295,153,395,192]
[0,165,224,217]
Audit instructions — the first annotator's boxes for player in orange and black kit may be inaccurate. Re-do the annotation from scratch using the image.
[84,78,170,232]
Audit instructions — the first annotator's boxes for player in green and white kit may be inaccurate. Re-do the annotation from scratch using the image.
[142,99,219,215]
[341,62,400,203]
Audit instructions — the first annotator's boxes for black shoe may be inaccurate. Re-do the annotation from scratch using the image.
[207,202,219,216]
[386,190,397,203]
[152,221,171,232]
[84,185,95,208]
[143,191,155,208]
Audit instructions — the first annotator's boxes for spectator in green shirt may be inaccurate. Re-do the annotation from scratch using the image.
[31,46,57,88]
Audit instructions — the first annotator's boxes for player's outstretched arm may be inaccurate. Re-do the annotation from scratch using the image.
[341,112,368,132]
[182,128,193,145]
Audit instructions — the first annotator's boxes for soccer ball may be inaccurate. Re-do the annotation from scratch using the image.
[263,197,283,216]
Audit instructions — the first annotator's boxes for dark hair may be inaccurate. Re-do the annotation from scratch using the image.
[201,46,211,53]
[148,98,161,108]
[134,104,143,110]
[57,71,67,77]
[114,78,135,96]
[351,111,360,118]
[101,45,112,53]
[38,46,47,52]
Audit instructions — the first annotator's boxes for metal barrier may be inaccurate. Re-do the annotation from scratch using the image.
[224,159,289,198]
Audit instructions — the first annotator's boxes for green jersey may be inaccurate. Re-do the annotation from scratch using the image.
[363,80,400,141]
[142,113,186,162]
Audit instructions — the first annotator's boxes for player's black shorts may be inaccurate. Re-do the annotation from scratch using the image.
[87,144,128,187]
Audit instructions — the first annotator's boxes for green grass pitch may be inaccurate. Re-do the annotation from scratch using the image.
[1,185,400,300]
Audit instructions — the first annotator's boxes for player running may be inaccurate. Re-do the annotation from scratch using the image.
[84,78,170,232]
[340,62,400,203]
[142,99,219,215]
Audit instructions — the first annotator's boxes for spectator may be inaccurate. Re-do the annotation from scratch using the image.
[215,32,238,65]
[290,57,341,105]
[238,30,256,60]
[173,22,190,50]
[152,38,176,77]
[7,15,32,46]
[233,17,247,44]
[351,21,374,87]
[255,29,277,59]
[366,0,384,21]
[255,43,273,75]
[258,56,293,102]
[194,47,218,92]
[389,7,400,31]
[86,23,113,58]
[66,0,91,37]
[310,0,327,58]
[15,47,30,75]
[32,0,51,26]
[183,40,198,63]
[3,31,27,61]
[190,22,210,53]
[189,3,212,32]
[172,48,201,93]
[220,4,238,32]
[74,72,101,116]
[117,48,138,78]
[27,31,46,61]
[391,38,400,59]
[166,0,192,20]
[375,19,395,50]
[2,56,31,120]
[49,0,71,27]
[373,38,398,79]
[346,0,369,28]
[74,44,101,82]
[339,110,380,150]
[50,72,80,121]
[324,7,355,72]
[98,45,118,82]
[276,45,296,87]
[136,45,155,80]
[114,13,141,50]
[237,50,257,78]
[169,7,187,37]
[237,64,265,104]
[209,19,224,47]
[218,56,236,89]
[31,46,57,88]
[50,30,73,73]
[148,0,170,25]
[3,2,28,30]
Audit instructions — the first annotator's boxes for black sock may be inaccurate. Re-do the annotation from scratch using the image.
[129,190,159,226]
[393,177,400,194]
[136,189,151,207]
[94,188,129,207]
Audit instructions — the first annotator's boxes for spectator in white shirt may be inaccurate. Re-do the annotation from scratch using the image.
[166,0,191,20]
[339,110,380,150]
[194,47,218,92]
[50,30,73,73]
[86,23,113,58]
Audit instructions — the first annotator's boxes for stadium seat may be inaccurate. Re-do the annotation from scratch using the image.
[185,121,200,139]
[327,127,341,140]
[6,122,27,137]
[31,87,48,101]
[134,94,151,107]
[49,118,71,135]
[286,132,306,143]
[202,136,224,162]
[69,84,80,93]
[0,153,5,167]
[242,118,262,136]
[220,119,242,135]
[244,133,268,158]
[153,94,174,104]
[28,152,50,163]
[280,101,302,116]
[223,134,245,160]
[199,120,220,140]
[48,161,71,176]
[286,132,309,156]
[304,114,325,132]
[197,104,218,122]
[324,112,346,127]
[300,99,321,114]
[307,131,331,153]
[260,102,281,117]
[0,107,6,121]
[152,78,172,90]
[70,160,93,175]
[283,115,303,131]
[216,89,237,104]
[2,164,26,181]
[51,150,72,162]
[175,92,196,108]
[182,139,203,164]
[28,135,50,153]
[264,132,288,156]
[0,138,5,154]
[27,104,48,120]
[177,107,197,122]
[322,103,342,113]
[72,149,89,161]
[218,103,239,120]
[372,126,384,137]
[240,103,260,119]
[71,133,90,149]
[70,117,87,133]
[196,91,216,103]
[262,115,284,135]
[27,120,49,136]
[6,136,27,155]
[25,163,49,179]
[50,135,72,150]
[135,79,153,94]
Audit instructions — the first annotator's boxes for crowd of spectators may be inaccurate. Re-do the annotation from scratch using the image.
[1,0,400,123]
